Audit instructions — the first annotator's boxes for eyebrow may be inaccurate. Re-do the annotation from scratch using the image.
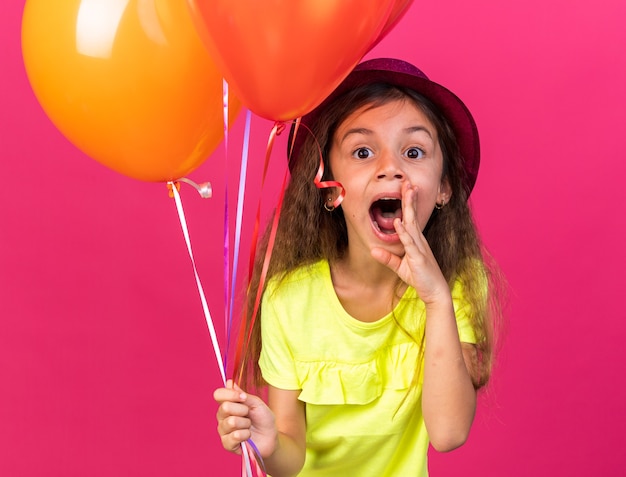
[405,126,434,139]
[339,127,371,143]
[339,125,434,144]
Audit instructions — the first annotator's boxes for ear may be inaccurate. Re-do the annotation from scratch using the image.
[437,178,452,204]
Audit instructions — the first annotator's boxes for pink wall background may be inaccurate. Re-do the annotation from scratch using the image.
[2,1,625,475]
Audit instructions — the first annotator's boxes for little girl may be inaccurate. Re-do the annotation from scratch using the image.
[214,58,502,477]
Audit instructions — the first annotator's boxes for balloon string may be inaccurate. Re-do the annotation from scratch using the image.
[176,178,212,198]
[168,182,226,385]
[223,79,230,155]
[313,157,344,209]
[241,440,266,477]
[288,117,301,159]
[237,167,288,386]
[224,109,252,375]
[233,121,286,383]
[247,121,285,280]
[223,78,231,370]
[234,165,288,475]
[233,119,342,381]
[241,440,253,477]
[289,119,345,207]
[305,123,345,208]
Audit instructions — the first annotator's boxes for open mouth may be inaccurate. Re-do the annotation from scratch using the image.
[370,198,402,234]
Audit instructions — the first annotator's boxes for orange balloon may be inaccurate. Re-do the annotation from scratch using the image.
[187,0,396,122]
[22,0,241,182]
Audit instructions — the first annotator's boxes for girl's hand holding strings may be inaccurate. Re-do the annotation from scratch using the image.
[371,182,450,307]
[214,380,278,458]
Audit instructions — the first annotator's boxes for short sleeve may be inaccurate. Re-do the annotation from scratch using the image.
[258,285,301,390]
[451,279,478,344]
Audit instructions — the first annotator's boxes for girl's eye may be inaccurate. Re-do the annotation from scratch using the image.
[406,147,425,159]
[353,147,373,159]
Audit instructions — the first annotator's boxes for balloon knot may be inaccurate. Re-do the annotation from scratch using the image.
[167,181,181,198]
[274,121,286,135]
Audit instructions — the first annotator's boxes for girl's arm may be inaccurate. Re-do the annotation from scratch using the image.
[371,183,477,451]
[263,386,307,476]
[421,298,477,452]
[214,382,306,477]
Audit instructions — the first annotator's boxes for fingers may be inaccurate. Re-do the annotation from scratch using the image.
[214,379,247,402]
[216,405,250,454]
[217,410,252,453]
[214,381,249,423]
[216,397,249,421]
[399,182,423,235]
[214,380,253,454]
[394,185,423,255]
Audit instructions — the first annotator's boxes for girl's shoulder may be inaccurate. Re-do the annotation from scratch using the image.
[267,259,330,294]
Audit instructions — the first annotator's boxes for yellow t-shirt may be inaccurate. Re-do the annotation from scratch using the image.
[259,260,476,476]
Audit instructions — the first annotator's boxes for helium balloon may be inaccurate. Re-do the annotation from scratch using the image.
[187,0,397,122]
[22,0,241,182]
[370,0,414,49]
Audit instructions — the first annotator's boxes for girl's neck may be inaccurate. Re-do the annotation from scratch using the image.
[332,253,398,287]
[329,254,407,323]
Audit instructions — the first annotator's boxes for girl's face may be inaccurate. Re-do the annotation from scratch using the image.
[329,98,450,259]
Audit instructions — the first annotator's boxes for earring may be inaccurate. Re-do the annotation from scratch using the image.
[324,197,335,212]
[435,199,446,210]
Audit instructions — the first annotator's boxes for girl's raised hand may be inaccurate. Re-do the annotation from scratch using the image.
[371,182,449,306]
[214,380,278,458]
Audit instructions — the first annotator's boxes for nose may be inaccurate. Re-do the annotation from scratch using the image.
[376,150,405,180]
